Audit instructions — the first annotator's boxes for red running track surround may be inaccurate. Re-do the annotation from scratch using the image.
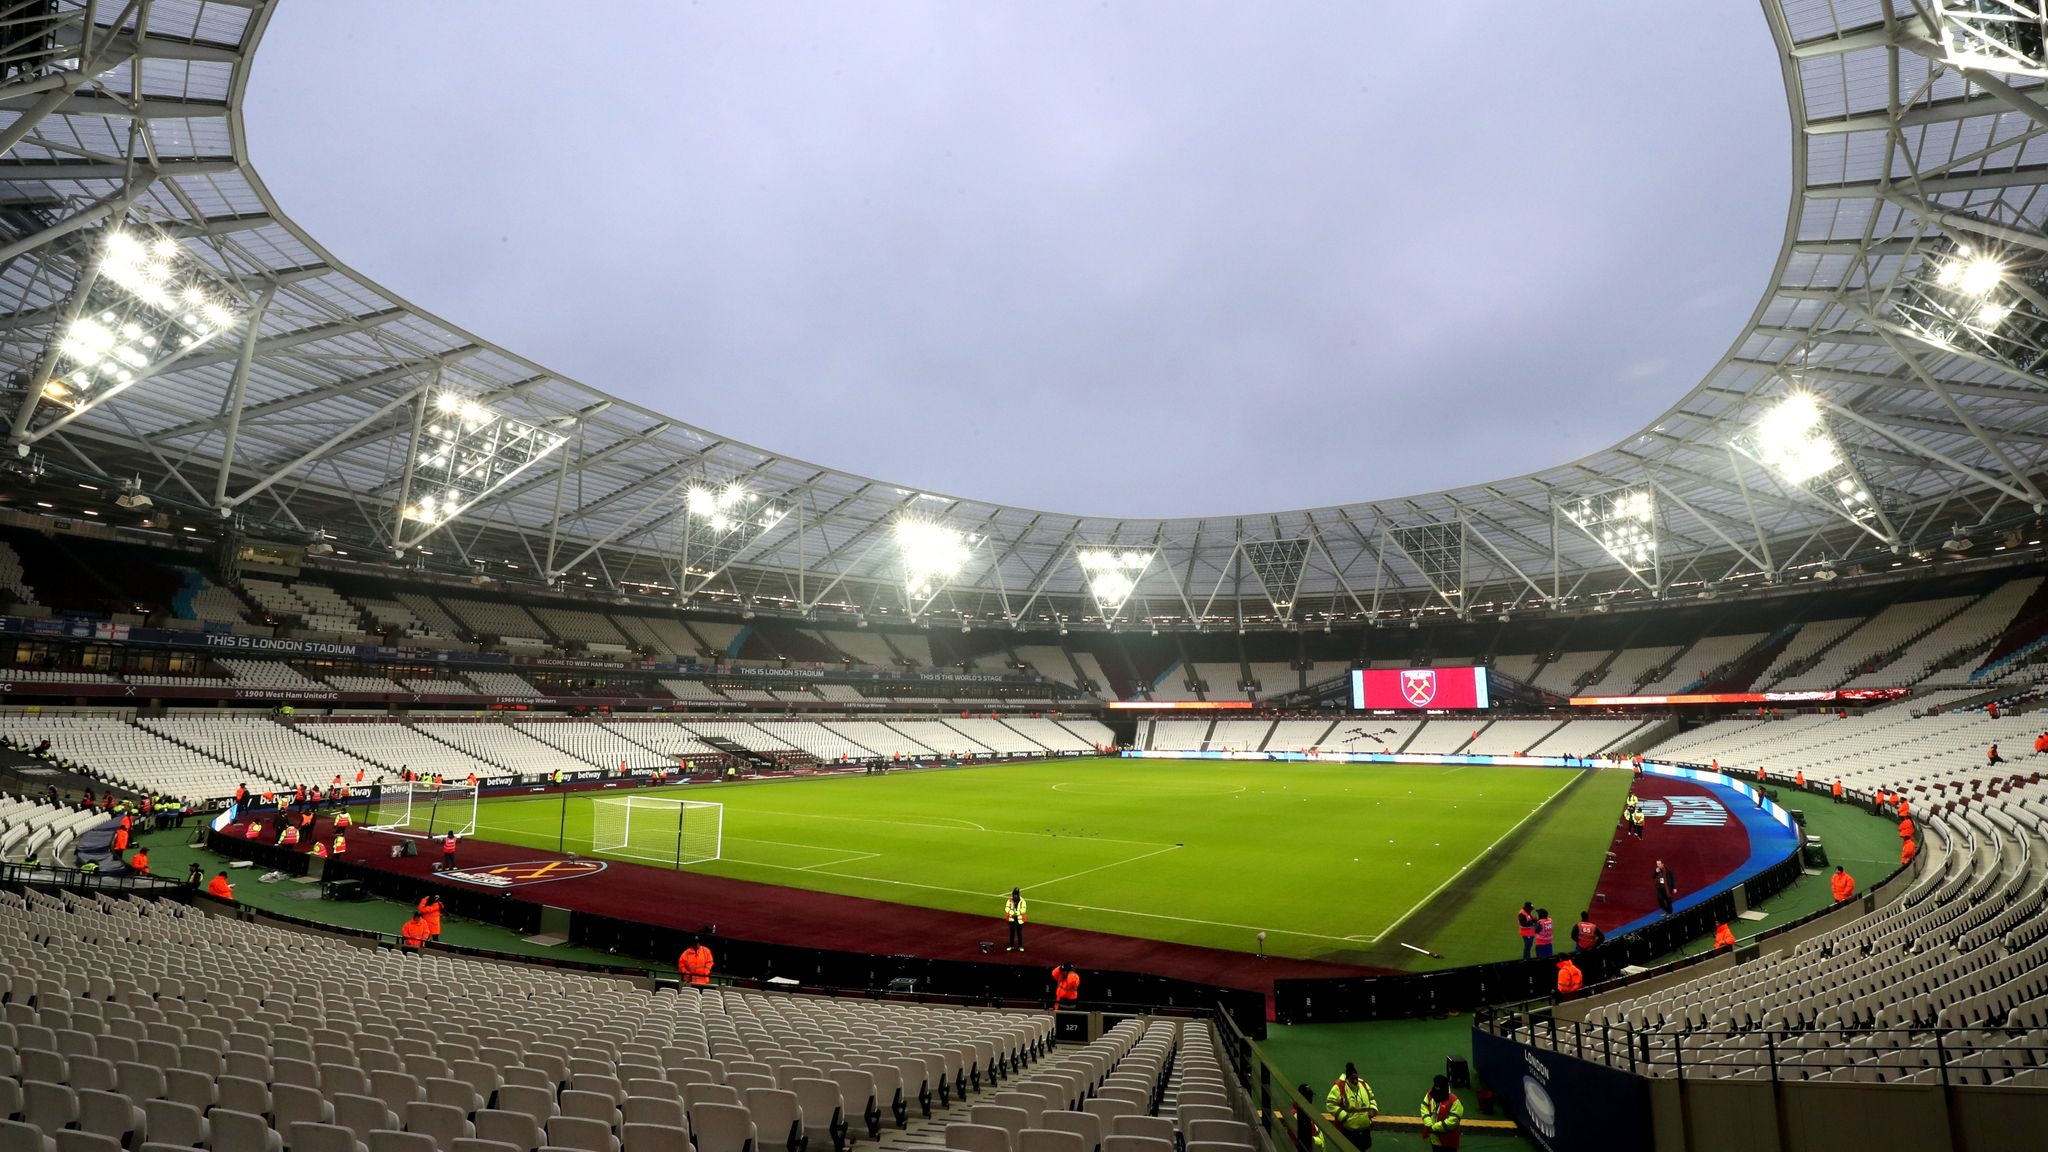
[231,817,1391,1011]
[1591,775,1753,933]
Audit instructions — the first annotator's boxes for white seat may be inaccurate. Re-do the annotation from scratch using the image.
[945,1124,1013,1152]
[213,1109,286,1152]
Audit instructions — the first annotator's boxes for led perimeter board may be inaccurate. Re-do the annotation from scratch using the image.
[1350,666,1491,710]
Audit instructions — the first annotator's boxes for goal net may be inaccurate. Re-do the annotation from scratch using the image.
[592,796,723,866]
[367,783,478,838]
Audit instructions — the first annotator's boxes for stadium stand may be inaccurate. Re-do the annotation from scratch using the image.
[1774,598,1977,691]
[820,630,895,668]
[890,720,989,757]
[530,605,634,651]
[1404,721,1477,755]
[139,715,387,788]
[13,715,257,800]
[465,671,544,698]
[751,720,873,763]
[1001,719,1096,753]
[322,673,400,694]
[396,594,470,642]
[1012,646,1078,686]
[217,658,325,692]
[824,721,935,759]
[0,540,37,608]
[295,720,502,781]
[690,621,744,661]
[410,722,592,776]
[1586,646,1682,694]
[614,613,702,659]
[1754,616,1864,689]
[1304,718,1394,752]
[1204,720,1274,753]
[1529,651,1609,695]
[244,579,369,638]
[1492,653,1543,684]
[177,573,248,628]
[515,720,674,771]
[0,886,1132,1152]
[357,595,452,646]
[599,720,730,765]
[660,679,726,702]
[1069,653,1113,699]
[1465,719,1566,756]
[1062,719,1114,748]
[1636,632,1768,694]
[813,683,866,703]
[684,721,795,756]
[1247,661,1297,699]
[1848,578,2044,688]
[1189,662,1243,701]
[1145,720,1211,752]
[1527,718,1648,757]
[943,718,1044,755]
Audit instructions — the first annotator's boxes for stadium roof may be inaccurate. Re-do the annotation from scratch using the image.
[2,0,2048,632]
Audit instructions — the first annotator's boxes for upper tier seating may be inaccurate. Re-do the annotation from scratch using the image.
[360,596,452,645]
[217,658,325,692]
[820,630,897,667]
[1774,599,1974,691]
[614,613,702,658]
[244,579,368,638]
[1637,632,1768,694]
[1189,663,1243,701]
[1247,662,1298,699]
[531,606,632,651]
[1848,578,2044,689]
[1587,646,1683,694]
[465,671,543,698]
[1529,651,1611,695]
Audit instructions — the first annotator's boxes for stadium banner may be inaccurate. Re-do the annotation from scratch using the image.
[1643,763,1793,828]
[1120,748,1602,769]
[1350,666,1490,710]
[0,614,1045,687]
[1471,1027,1652,1152]
[1568,687,1910,706]
[1105,700,1256,711]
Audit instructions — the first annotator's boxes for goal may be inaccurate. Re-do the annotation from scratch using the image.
[592,796,723,866]
[367,783,478,838]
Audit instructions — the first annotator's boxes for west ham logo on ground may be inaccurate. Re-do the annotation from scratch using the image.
[1400,669,1439,706]
[443,859,607,888]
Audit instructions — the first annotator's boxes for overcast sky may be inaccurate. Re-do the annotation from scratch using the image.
[246,2,1787,520]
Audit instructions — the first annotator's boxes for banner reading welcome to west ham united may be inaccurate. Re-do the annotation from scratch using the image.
[1349,666,1490,710]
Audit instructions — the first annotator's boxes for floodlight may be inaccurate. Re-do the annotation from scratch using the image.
[1077,547,1153,614]
[399,390,566,543]
[898,518,971,603]
[112,475,151,510]
[31,227,246,435]
[1563,485,1659,575]
[1750,392,1840,484]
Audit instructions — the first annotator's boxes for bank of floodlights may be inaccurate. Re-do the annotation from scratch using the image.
[23,226,246,442]
[398,390,566,546]
[1932,2,2048,77]
[896,517,973,605]
[1563,487,1659,575]
[1891,243,2048,374]
[675,476,790,592]
[1734,391,1894,542]
[686,480,786,536]
[1077,548,1152,615]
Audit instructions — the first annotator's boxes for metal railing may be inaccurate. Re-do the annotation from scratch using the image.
[0,861,187,893]
[1217,1002,1361,1152]
[1480,1006,2048,1086]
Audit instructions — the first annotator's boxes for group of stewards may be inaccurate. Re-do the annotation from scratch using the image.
[1313,1065,1463,1149]
[399,894,444,952]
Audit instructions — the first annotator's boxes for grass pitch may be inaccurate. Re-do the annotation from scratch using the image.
[464,758,1629,966]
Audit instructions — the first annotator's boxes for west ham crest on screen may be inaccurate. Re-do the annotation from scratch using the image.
[1400,669,1438,707]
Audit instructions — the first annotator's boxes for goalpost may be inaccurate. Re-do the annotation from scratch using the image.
[367,783,478,838]
[592,796,723,867]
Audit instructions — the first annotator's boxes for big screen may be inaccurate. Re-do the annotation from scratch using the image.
[1350,666,1490,710]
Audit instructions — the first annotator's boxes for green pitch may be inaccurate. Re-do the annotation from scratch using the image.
[465,758,1631,966]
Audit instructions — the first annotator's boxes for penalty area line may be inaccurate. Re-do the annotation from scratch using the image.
[1359,775,1577,945]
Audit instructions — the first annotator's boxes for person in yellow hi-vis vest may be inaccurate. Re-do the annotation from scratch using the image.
[1420,1076,1464,1148]
[1004,887,1028,953]
[1325,1064,1378,1147]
